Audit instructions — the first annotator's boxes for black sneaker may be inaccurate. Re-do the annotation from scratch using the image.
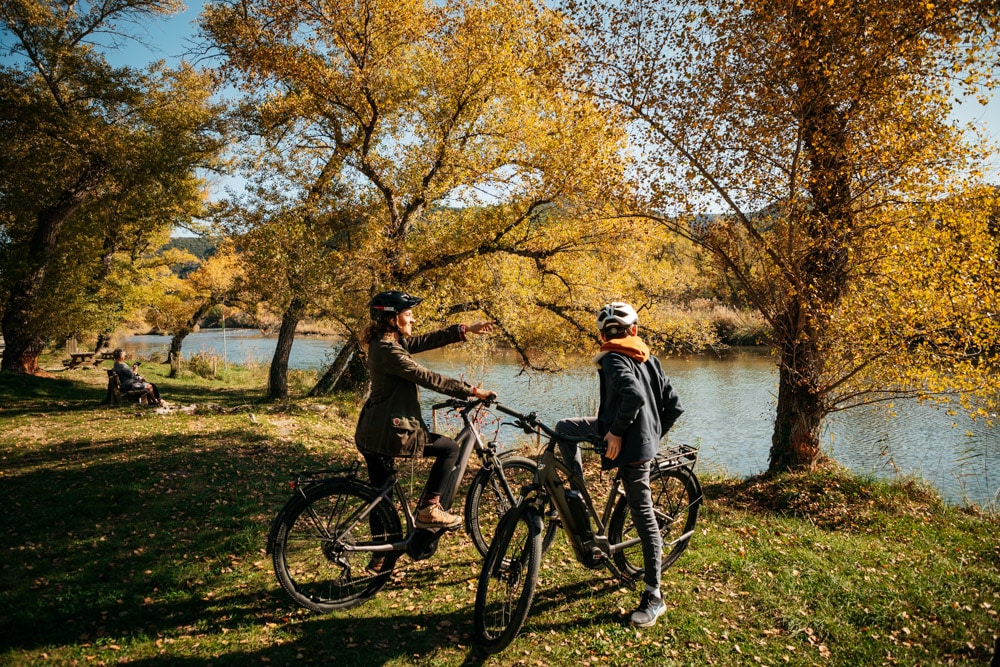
[629,591,665,627]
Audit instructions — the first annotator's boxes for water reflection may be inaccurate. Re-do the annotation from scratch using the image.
[123,330,997,508]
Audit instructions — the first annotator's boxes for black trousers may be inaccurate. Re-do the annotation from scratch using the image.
[361,433,460,504]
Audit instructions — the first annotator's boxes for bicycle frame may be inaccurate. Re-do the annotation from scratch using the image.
[532,443,699,563]
[524,442,625,570]
[283,398,511,558]
[492,403,699,574]
[434,400,494,512]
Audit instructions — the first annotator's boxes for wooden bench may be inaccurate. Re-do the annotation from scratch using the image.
[104,369,148,406]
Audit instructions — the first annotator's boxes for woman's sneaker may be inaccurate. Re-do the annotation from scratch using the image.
[415,502,462,530]
[629,591,665,627]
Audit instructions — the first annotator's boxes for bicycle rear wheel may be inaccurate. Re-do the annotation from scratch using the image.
[473,503,543,653]
[608,461,701,580]
[465,454,539,557]
[271,478,402,611]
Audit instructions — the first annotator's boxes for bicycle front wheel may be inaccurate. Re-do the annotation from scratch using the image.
[271,478,402,611]
[608,461,701,580]
[473,503,543,653]
[465,454,538,557]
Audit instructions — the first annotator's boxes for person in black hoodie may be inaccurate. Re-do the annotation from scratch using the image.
[555,302,684,628]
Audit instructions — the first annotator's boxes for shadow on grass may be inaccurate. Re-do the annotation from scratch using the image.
[0,425,335,654]
[114,603,484,666]
[0,370,280,421]
[0,372,107,417]
[2,376,641,665]
[0,408,519,664]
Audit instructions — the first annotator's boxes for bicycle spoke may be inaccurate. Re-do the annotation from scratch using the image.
[466,456,539,557]
[609,462,701,579]
[272,479,402,611]
[474,505,542,653]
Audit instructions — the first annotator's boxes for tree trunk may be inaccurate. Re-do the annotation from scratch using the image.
[168,302,215,378]
[0,322,45,375]
[268,297,305,399]
[168,333,189,378]
[765,14,852,472]
[768,337,824,471]
[94,333,112,353]
[309,339,369,396]
[0,159,108,375]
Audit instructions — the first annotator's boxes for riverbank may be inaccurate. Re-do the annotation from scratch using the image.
[0,369,997,666]
[97,334,1000,509]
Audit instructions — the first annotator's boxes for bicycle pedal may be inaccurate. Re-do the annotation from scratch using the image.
[584,547,606,568]
[366,555,386,572]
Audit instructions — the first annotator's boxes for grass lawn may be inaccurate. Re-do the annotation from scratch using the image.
[1,360,998,666]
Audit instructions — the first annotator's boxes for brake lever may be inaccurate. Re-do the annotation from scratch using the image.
[518,411,539,434]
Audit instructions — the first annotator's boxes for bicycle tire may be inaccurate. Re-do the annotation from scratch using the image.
[465,454,541,557]
[271,478,402,611]
[608,461,701,580]
[473,503,543,653]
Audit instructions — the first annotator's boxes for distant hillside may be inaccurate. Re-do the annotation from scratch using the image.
[165,236,219,261]
[162,237,220,278]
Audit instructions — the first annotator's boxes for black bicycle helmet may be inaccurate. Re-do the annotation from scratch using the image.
[369,290,423,319]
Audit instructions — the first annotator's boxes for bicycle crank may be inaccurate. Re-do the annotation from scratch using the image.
[406,528,442,560]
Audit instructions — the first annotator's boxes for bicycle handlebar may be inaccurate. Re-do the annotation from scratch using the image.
[430,397,488,412]
[493,402,603,448]
[429,397,604,449]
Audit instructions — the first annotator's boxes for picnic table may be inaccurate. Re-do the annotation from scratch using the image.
[61,338,98,368]
[64,352,96,368]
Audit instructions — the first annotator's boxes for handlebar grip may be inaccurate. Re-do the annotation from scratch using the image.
[430,397,476,411]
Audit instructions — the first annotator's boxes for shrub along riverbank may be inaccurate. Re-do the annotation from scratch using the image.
[1,364,997,666]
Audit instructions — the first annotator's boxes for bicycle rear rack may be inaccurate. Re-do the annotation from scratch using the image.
[656,443,699,470]
[289,460,362,487]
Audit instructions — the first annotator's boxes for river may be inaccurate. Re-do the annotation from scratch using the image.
[123,329,999,509]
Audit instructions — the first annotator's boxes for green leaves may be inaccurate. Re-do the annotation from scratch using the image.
[1,0,227,372]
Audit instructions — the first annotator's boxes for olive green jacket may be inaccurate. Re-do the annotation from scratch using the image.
[354,324,476,457]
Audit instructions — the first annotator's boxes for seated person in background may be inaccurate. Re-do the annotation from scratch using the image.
[112,348,162,406]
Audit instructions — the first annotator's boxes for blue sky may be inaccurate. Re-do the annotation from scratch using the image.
[100,4,206,68]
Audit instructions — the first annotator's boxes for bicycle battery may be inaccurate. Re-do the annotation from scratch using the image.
[565,490,594,542]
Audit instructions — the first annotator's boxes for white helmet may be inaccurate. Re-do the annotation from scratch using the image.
[596,302,638,335]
